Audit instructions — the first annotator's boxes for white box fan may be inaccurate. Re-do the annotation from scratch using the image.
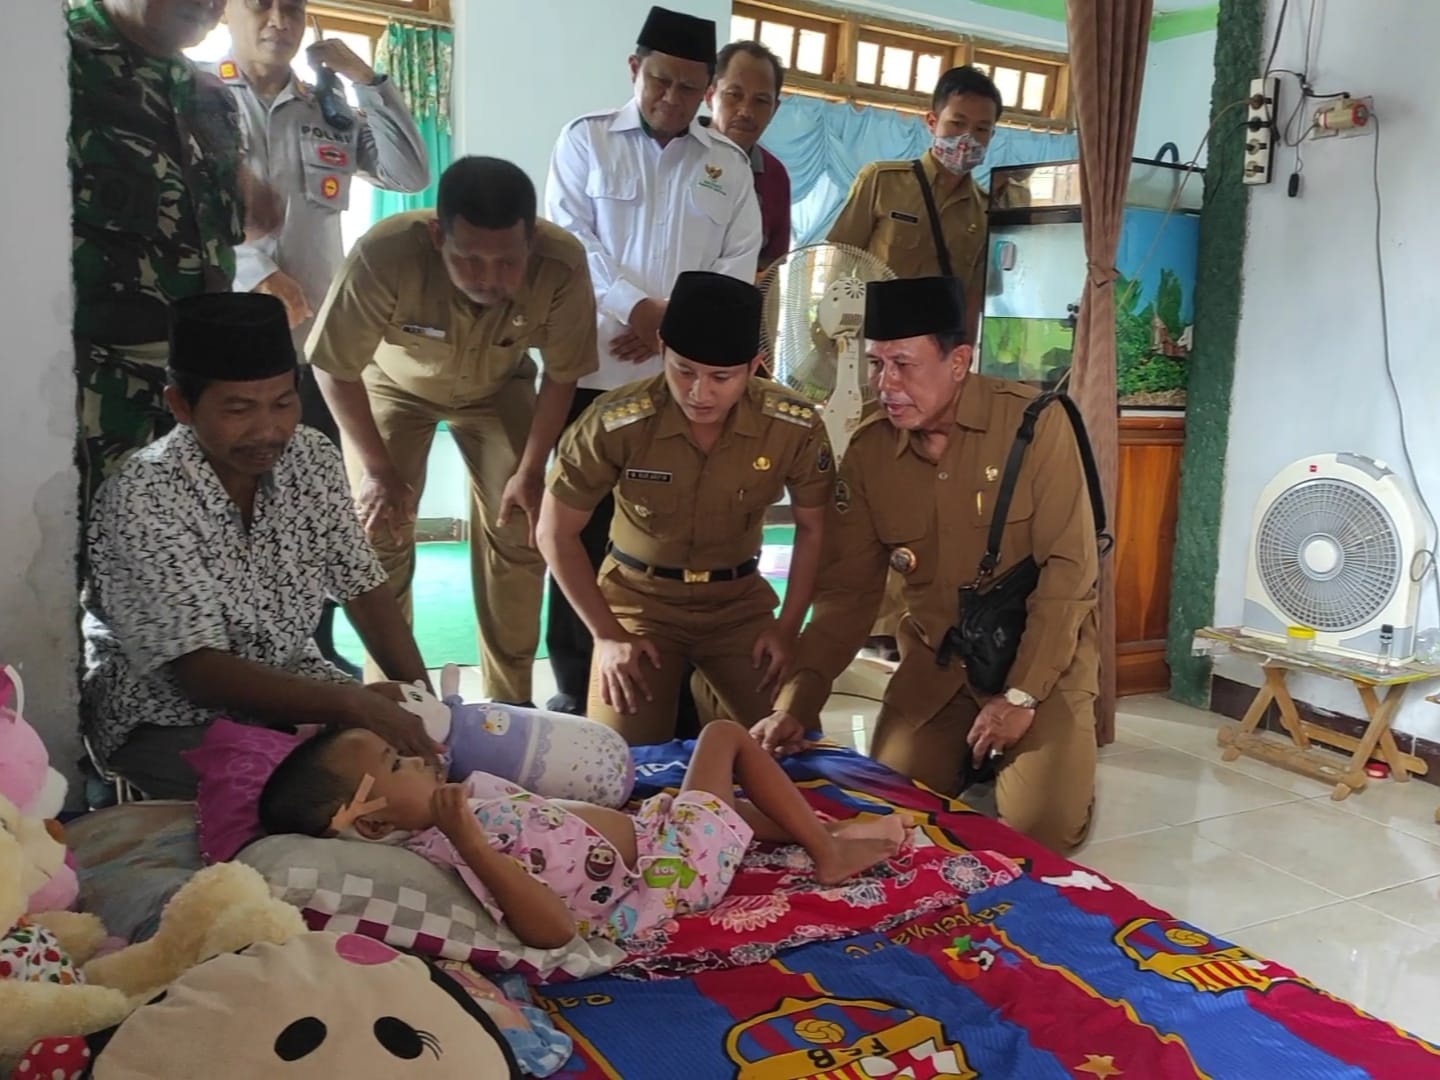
[1242,453,1428,661]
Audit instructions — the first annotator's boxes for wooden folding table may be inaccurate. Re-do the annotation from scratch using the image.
[1194,626,1440,801]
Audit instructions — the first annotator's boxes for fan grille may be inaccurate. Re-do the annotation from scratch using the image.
[1254,476,1402,632]
[760,244,894,404]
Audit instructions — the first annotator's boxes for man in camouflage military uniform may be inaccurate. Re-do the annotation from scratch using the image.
[538,271,833,744]
[69,0,262,510]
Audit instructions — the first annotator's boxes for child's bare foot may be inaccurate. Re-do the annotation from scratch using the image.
[826,815,908,846]
[812,835,900,885]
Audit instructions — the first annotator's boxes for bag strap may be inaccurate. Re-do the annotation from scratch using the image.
[976,391,1114,580]
[911,159,955,279]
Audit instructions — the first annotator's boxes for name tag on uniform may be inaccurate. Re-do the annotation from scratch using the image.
[401,324,446,340]
[625,469,672,483]
[889,210,921,224]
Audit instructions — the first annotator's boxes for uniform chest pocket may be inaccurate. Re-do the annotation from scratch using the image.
[874,211,927,257]
[872,504,938,586]
[300,134,358,212]
[617,477,682,528]
[585,169,638,205]
[381,324,452,371]
[72,162,164,238]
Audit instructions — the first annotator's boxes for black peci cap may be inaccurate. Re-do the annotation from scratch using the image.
[660,271,763,366]
[168,293,297,380]
[863,276,968,343]
[636,5,716,64]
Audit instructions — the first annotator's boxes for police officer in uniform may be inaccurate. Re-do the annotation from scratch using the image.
[308,157,598,706]
[753,278,1100,853]
[537,271,832,745]
[827,65,1006,661]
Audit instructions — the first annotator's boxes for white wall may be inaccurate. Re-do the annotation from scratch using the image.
[454,0,730,191]
[0,8,80,771]
[1216,0,1440,739]
[1135,30,1217,166]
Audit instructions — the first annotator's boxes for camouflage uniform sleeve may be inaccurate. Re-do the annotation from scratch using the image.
[545,399,625,512]
[773,445,891,723]
[1004,406,1100,700]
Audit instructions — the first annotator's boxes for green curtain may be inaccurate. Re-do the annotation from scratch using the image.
[371,22,454,217]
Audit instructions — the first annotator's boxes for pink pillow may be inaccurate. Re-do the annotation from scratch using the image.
[182,719,311,864]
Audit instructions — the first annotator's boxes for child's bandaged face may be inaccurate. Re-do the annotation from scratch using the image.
[330,728,445,832]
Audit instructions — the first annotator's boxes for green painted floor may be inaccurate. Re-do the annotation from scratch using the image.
[336,525,798,669]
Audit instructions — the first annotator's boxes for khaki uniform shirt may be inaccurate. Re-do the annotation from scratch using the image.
[548,375,834,569]
[775,375,1100,723]
[827,153,988,339]
[306,212,598,405]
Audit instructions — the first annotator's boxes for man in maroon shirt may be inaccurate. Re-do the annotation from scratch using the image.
[705,41,791,274]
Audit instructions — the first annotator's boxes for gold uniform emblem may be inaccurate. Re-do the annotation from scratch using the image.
[753,456,772,471]
[705,163,723,179]
[985,465,1000,482]
[889,547,917,575]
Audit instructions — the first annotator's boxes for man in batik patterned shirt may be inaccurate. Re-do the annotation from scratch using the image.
[82,293,436,800]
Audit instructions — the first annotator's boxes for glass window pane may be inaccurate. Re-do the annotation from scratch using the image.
[972,61,992,76]
[1021,71,1049,112]
[795,28,827,75]
[758,21,795,66]
[914,53,944,94]
[991,65,1022,106]
[856,40,880,84]
[731,16,757,42]
[879,46,913,90]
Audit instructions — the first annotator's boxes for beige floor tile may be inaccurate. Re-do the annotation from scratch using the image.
[1229,901,1440,1044]
[1329,775,1440,847]
[1077,825,1341,933]
[1115,694,1232,758]
[1099,747,1301,825]
[1194,799,1440,898]
[1355,875,1440,937]
[1098,728,1164,759]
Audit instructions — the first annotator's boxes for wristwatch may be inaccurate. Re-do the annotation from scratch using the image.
[1003,687,1038,709]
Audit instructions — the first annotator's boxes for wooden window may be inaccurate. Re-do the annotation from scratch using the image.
[971,47,1064,120]
[732,2,839,80]
[731,1,1069,128]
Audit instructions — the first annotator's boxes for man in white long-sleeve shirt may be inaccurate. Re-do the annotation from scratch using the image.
[213,0,430,671]
[543,4,763,712]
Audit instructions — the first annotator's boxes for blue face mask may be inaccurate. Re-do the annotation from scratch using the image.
[932,132,988,175]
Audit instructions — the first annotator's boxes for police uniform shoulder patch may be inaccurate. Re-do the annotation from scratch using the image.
[599,391,656,432]
[762,392,819,428]
[217,59,243,84]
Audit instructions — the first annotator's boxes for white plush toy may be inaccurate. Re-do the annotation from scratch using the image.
[379,666,635,809]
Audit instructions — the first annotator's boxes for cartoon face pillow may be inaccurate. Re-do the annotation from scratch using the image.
[86,932,522,1079]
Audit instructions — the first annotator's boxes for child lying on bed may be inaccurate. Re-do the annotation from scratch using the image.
[258,719,906,949]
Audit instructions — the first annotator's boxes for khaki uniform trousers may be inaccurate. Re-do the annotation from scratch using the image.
[870,677,1097,854]
[870,570,908,638]
[348,371,544,703]
[588,558,779,745]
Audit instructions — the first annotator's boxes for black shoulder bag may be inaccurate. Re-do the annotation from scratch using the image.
[936,392,1113,695]
[911,159,954,278]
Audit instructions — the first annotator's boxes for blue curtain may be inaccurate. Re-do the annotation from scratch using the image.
[759,95,1080,248]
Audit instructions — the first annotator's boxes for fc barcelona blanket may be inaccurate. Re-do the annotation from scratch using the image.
[536,742,1440,1079]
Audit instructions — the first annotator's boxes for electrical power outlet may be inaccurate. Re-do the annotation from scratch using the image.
[1243,75,1280,186]
[1310,96,1375,140]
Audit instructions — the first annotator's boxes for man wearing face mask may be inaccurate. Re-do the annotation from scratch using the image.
[543,5,763,714]
[827,64,1004,660]
[307,157,597,706]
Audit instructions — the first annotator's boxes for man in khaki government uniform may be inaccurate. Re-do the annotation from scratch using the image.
[538,271,833,744]
[309,157,598,705]
[753,277,1099,853]
[827,65,1006,661]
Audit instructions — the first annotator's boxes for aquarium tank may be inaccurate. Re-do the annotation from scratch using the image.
[980,157,1203,408]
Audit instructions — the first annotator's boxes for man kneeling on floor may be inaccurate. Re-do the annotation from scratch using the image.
[82,293,438,800]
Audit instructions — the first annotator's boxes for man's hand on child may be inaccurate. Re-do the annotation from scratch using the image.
[751,710,807,758]
[344,687,443,767]
[433,784,482,842]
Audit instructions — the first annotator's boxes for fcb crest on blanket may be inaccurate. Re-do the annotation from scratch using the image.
[536,743,1440,1079]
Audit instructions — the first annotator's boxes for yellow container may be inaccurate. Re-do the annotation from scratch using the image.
[1286,626,1317,652]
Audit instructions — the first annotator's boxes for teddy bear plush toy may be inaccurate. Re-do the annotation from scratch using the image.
[0,793,306,1072]
[0,666,77,912]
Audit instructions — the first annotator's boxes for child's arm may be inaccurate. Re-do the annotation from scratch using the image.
[432,785,577,950]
